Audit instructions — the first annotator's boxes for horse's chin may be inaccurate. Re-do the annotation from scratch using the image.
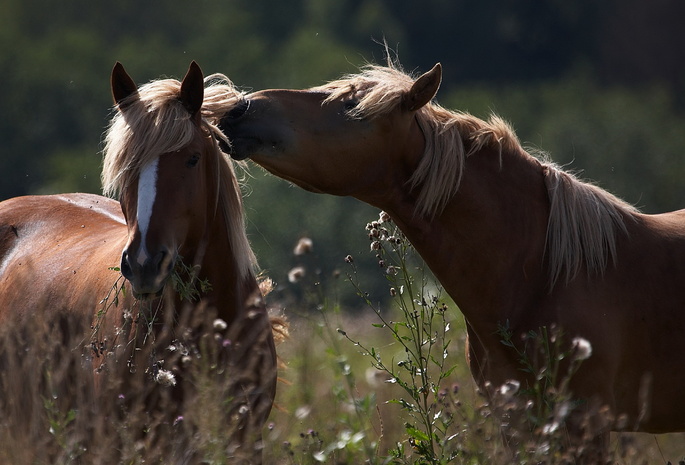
[133,288,164,301]
[225,139,254,161]
[130,283,166,301]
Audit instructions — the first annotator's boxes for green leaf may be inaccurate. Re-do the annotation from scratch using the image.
[405,425,430,442]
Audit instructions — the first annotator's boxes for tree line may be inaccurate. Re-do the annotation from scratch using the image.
[2,0,684,303]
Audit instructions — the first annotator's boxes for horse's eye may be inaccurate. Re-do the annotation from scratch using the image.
[343,98,358,112]
[186,153,200,168]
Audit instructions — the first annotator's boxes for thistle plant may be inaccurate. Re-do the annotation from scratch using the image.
[341,211,464,464]
[495,323,613,463]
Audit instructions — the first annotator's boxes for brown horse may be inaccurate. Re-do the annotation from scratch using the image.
[0,62,276,463]
[219,62,685,450]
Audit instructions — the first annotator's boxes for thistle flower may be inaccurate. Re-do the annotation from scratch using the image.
[571,337,593,361]
[213,318,228,331]
[288,266,306,283]
[293,237,313,256]
[498,380,520,400]
[154,368,177,387]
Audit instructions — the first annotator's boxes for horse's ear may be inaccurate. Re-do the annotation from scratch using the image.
[111,62,139,110]
[180,61,204,118]
[403,63,442,112]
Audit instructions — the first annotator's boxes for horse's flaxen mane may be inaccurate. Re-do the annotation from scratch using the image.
[102,74,257,278]
[317,63,640,285]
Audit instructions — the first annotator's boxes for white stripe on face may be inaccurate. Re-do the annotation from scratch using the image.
[136,158,159,265]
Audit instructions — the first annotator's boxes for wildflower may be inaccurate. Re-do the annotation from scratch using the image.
[498,380,520,399]
[288,266,306,283]
[572,337,593,361]
[213,318,228,331]
[386,265,398,275]
[370,241,381,251]
[389,287,397,296]
[379,211,391,223]
[293,237,313,255]
[344,254,354,263]
[154,368,177,387]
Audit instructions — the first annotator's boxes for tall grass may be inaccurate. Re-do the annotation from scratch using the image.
[0,274,275,464]
[0,212,684,463]
[262,212,685,464]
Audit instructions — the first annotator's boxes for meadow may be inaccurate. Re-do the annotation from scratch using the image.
[1,212,684,464]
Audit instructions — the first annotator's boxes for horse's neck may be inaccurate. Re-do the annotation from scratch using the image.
[386,147,551,332]
[191,207,259,325]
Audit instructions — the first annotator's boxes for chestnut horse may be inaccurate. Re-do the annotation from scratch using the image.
[0,62,275,463]
[219,63,685,450]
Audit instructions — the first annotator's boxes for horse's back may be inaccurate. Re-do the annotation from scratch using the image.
[0,193,128,320]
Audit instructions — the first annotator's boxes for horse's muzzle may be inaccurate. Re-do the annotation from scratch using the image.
[120,249,174,299]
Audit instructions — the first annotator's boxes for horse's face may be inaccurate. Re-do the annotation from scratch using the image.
[112,61,209,298]
[220,64,442,203]
[119,135,213,298]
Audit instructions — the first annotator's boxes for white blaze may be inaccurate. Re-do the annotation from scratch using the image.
[136,158,159,266]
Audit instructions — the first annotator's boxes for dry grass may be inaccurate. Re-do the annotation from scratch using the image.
[263,308,685,465]
[0,302,271,464]
[1,224,684,464]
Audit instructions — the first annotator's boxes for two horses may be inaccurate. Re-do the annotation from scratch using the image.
[0,62,275,463]
[219,62,685,453]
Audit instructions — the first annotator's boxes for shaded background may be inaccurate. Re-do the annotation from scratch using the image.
[2,0,685,306]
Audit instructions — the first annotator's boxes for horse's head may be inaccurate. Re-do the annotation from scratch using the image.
[109,62,216,299]
[219,63,442,204]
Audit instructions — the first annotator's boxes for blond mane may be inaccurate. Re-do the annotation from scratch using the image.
[101,73,257,278]
[316,63,639,286]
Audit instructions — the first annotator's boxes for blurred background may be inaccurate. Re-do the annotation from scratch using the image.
[2,0,685,307]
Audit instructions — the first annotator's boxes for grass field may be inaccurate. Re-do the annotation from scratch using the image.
[1,214,684,464]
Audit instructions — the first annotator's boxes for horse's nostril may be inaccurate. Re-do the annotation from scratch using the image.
[120,251,133,279]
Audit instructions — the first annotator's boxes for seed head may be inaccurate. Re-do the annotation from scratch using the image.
[154,369,177,387]
[213,318,228,331]
[288,266,306,283]
[571,337,593,361]
[293,237,313,256]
